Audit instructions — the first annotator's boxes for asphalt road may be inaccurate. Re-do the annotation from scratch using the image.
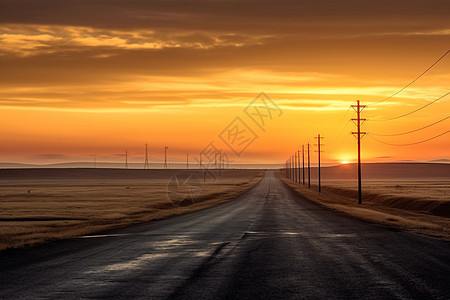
[1,171,449,299]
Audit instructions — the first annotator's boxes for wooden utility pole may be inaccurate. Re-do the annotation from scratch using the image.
[297,149,301,184]
[291,155,294,180]
[302,145,305,185]
[352,100,366,204]
[315,134,324,192]
[163,146,168,169]
[286,160,288,178]
[307,143,311,188]
[294,152,297,183]
[288,157,291,180]
[144,143,149,169]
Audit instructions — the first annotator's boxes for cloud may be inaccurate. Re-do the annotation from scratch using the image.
[0,24,273,56]
[0,0,449,33]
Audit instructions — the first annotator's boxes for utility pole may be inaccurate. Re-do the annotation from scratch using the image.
[163,146,168,169]
[315,134,324,192]
[144,142,149,169]
[352,100,366,205]
[307,143,310,188]
[294,152,297,183]
[125,150,128,169]
[291,155,294,180]
[286,159,288,178]
[289,156,292,180]
[200,153,202,169]
[186,153,189,169]
[302,145,305,185]
[297,149,301,184]
[287,159,289,178]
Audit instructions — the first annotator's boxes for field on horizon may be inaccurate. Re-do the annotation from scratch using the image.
[0,169,263,250]
[281,162,450,238]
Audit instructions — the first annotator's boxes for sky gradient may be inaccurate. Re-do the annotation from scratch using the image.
[0,0,449,165]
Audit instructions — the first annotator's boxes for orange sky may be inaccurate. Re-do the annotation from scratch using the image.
[0,0,449,166]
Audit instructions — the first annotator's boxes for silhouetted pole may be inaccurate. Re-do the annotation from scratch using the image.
[292,155,294,180]
[290,156,293,180]
[200,153,202,169]
[297,149,300,184]
[163,146,168,169]
[286,158,289,178]
[315,134,324,192]
[289,156,292,180]
[302,145,305,185]
[352,100,366,205]
[125,150,128,169]
[286,158,289,179]
[286,160,289,178]
[187,153,189,169]
[144,142,149,169]
[307,143,311,188]
[294,152,297,183]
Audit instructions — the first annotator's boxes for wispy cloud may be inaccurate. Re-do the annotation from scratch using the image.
[0,25,272,56]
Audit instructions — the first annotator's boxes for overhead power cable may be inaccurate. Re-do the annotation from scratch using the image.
[371,91,449,122]
[370,49,450,106]
[368,130,449,146]
[369,114,450,136]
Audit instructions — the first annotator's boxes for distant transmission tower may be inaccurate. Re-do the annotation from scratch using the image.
[144,143,149,169]
[163,146,168,169]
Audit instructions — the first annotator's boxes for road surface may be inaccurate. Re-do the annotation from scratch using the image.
[0,171,449,299]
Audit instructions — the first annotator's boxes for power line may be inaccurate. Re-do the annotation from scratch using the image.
[327,120,352,150]
[372,91,449,122]
[369,114,450,136]
[370,49,450,107]
[368,130,449,146]
[327,105,352,146]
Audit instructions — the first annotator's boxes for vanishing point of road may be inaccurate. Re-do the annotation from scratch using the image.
[0,171,449,299]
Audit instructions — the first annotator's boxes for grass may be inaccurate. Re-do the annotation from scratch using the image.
[0,169,263,250]
[280,173,450,239]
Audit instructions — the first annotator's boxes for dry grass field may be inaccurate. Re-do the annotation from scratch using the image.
[0,169,263,250]
[281,164,450,239]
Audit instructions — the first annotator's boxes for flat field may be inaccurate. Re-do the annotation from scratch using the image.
[282,163,450,239]
[0,169,263,250]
